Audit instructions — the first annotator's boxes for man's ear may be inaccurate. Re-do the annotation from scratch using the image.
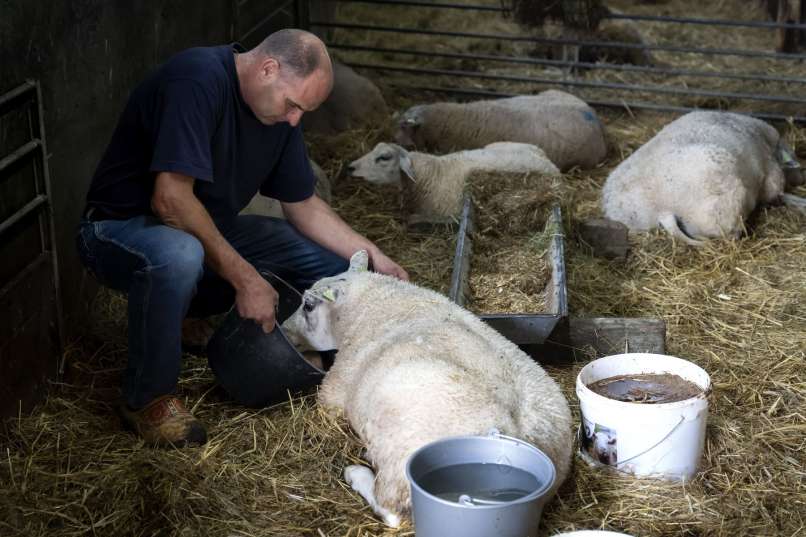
[348,250,369,272]
[261,57,281,80]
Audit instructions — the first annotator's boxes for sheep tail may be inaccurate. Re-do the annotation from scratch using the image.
[658,213,706,246]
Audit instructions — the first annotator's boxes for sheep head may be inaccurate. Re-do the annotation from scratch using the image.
[778,142,805,187]
[394,105,426,147]
[347,143,415,186]
[282,251,369,352]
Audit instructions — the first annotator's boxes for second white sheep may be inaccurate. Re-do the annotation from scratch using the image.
[347,141,559,219]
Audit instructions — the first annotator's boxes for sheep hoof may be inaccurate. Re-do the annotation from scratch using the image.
[382,511,402,528]
[344,465,402,527]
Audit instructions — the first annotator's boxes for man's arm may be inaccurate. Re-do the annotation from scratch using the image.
[282,195,409,281]
[152,171,280,332]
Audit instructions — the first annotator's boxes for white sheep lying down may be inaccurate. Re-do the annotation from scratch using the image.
[602,111,806,246]
[348,141,560,219]
[395,90,607,171]
[282,251,573,527]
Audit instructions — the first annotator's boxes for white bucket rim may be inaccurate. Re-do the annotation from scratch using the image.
[576,353,711,411]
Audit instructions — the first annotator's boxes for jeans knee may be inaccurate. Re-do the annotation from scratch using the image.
[150,234,204,286]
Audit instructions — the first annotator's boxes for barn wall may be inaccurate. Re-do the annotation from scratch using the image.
[0,0,339,418]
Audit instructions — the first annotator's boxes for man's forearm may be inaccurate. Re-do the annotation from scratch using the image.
[152,172,260,290]
[283,195,380,260]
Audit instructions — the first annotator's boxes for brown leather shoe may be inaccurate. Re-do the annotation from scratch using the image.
[120,395,207,447]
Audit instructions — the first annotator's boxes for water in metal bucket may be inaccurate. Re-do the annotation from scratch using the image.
[417,462,540,504]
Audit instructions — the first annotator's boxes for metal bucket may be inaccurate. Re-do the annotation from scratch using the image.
[206,271,325,407]
[405,430,556,537]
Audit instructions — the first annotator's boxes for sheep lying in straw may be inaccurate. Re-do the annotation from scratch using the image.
[602,111,806,246]
[282,251,572,527]
[394,90,607,171]
[347,142,559,219]
[240,159,331,219]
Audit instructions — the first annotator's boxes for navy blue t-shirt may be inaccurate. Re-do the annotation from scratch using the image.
[86,44,316,220]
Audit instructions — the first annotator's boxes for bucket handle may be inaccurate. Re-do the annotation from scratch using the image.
[614,415,686,468]
[486,428,529,447]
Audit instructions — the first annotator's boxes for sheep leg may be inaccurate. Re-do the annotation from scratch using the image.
[344,465,402,528]
[782,193,806,213]
[658,213,706,246]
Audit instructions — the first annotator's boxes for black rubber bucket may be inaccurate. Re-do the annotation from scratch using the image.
[206,271,325,407]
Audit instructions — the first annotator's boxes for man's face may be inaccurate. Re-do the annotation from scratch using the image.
[249,59,330,127]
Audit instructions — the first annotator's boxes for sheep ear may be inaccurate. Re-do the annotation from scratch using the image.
[778,141,799,169]
[322,288,337,302]
[348,250,369,273]
[399,150,415,182]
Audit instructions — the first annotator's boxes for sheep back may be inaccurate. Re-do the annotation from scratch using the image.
[404,90,606,171]
[303,61,389,135]
[602,111,785,240]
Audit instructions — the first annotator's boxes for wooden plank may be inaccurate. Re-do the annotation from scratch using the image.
[566,317,666,356]
[520,317,666,365]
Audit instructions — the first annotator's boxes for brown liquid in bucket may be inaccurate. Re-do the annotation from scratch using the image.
[587,373,703,404]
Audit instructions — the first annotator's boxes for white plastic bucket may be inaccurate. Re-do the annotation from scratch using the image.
[576,353,711,480]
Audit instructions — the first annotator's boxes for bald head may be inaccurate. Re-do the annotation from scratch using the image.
[256,29,332,81]
[237,29,333,126]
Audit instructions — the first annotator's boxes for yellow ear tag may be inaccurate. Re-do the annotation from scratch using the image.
[322,289,337,302]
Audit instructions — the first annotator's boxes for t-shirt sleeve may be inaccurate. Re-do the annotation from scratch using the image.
[260,126,316,202]
[149,80,218,182]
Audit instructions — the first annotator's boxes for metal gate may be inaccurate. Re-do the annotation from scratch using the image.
[0,81,64,418]
[301,0,806,123]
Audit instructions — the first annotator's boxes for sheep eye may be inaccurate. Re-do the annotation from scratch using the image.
[376,154,392,162]
[303,300,315,313]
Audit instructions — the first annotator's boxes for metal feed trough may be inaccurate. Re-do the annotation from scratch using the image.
[448,195,666,363]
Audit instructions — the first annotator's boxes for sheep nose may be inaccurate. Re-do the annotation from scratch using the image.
[346,164,356,175]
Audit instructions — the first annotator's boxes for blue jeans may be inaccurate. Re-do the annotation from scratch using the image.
[75,214,348,409]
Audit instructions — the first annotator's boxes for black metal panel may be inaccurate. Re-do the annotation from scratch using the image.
[0,81,63,419]
[480,314,561,345]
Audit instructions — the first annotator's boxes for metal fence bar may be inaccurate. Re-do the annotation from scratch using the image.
[328,0,505,11]
[313,21,806,60]
[396,84,806,123]
[329,42,806,85]
[604,13,806,30]
[0,195,47,237]
[347,62,806,105]
[0,80,35,116]
[323,0,806,29]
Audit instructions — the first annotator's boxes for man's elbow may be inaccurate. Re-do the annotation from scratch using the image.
[151,190,186,225]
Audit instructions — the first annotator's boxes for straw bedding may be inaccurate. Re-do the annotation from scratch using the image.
[3,4,806,536]
[3,102,803,537]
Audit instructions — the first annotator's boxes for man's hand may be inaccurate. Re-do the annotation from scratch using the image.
[370,250,410,281]
[235,275,280,333]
